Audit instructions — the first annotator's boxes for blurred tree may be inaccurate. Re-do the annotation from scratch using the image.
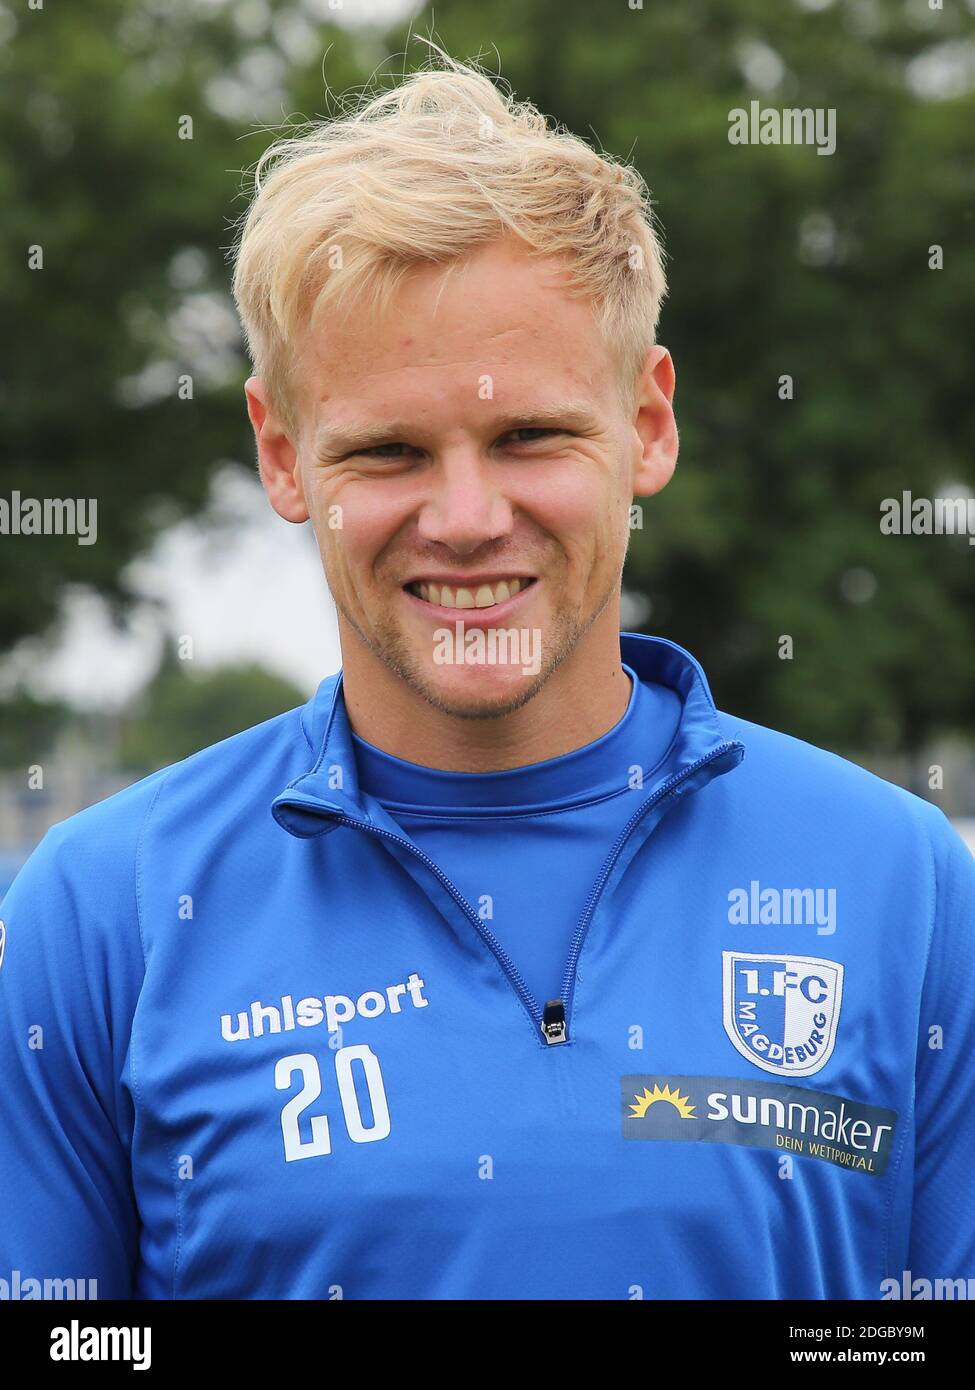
[0,689,69,770]
[118,645,306,772]
[0,0,361,646]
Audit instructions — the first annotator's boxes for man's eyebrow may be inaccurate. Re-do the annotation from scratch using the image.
[313,403,600,455]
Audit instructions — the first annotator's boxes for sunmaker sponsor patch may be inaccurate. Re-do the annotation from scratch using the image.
[621,1074,897,1176]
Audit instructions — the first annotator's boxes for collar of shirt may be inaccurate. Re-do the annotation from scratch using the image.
[273,632,744,838]
[347,665,685,816]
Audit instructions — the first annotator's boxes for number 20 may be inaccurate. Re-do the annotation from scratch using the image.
[275,1044,391,1162]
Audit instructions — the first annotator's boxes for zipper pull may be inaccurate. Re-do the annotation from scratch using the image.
[542,998,568,1045]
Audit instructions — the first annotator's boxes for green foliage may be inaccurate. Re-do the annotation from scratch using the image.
[118,647,307,773]
[0,690,69,770]
[0,0,360,646]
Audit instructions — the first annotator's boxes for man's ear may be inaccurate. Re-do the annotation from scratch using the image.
[631,345,679,499]
[244,376,309,523]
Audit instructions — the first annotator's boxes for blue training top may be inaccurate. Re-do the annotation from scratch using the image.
[0,632,972,1300]
[350,664,682,1012]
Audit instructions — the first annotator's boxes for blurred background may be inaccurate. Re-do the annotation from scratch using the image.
[2,0,975,894]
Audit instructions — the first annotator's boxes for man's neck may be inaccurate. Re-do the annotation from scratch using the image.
[340,621,632,773]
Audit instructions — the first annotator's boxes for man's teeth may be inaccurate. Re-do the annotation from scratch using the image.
[410,578,530,609]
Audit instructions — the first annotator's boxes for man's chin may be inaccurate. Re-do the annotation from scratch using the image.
[408,664,550,721]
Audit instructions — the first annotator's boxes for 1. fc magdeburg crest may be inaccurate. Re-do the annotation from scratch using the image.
[722,951,843,1077]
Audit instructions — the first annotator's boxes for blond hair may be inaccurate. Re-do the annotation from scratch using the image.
[228,42,668,439]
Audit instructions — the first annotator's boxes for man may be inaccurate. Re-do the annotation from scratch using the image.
[1,53,973,1302]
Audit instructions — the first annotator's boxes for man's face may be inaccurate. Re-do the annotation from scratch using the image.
[280,237,655,718]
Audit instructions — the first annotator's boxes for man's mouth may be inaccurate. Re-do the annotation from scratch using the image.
[403,576,538,611]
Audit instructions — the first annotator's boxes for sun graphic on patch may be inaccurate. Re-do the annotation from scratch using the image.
[628,1083,696,1119]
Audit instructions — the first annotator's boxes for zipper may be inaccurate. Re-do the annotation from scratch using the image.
[328,739,740,1049]
[556,740,741,1028]
[328,815,543,1041]
[542,998,568,1044]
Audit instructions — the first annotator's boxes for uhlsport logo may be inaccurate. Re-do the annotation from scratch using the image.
[722,951,843,1077]
[622,1075,897,1176]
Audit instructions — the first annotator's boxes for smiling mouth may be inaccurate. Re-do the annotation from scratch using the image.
[404,577,537,610]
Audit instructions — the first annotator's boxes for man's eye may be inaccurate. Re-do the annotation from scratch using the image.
[354,443,418,459]
[505,428,560,444]
[349,428,561,459]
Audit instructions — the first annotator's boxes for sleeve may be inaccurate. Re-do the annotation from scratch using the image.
[908,811,975,1280]
[0,808,148,1300]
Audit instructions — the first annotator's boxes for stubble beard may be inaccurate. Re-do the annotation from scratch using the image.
[330,564,621,722]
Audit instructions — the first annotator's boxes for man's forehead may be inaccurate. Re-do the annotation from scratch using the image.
[297,245,608,382]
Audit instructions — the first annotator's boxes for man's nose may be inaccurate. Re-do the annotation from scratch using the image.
[417,453,513,553]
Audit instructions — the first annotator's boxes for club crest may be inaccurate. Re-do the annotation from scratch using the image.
[722,951,843,1077]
